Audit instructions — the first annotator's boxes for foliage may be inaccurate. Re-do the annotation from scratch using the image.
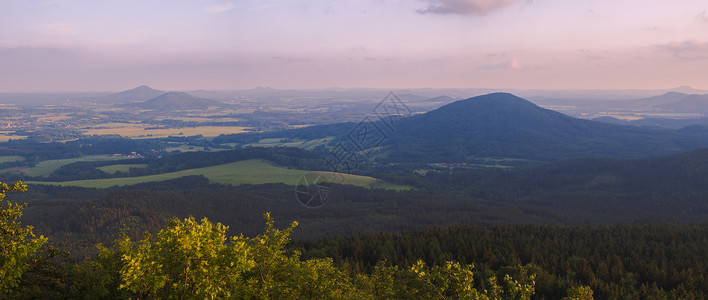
[0,181,47,292]
[117,216,252,299]
[409,260,535,299]
[64,213,539,299]
[563,285,594,300]
[296,223,708,299]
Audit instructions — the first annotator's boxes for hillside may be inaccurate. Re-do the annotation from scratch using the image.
[220,92,708,162]
[658,94,708,113]
[124,91,227,110]
[26,159,409,190]
[382,93,708,161]
[97,85,166,104]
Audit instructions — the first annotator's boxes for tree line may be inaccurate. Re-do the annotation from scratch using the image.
[3,183,550,299]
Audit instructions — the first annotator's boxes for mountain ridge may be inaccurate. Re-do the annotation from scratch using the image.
[384,93,708,161]
[218,92,708,162]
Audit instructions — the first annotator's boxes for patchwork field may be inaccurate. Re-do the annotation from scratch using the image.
[243,137,335,150]
[0,155,25,163]
[81,122,251,138]
[6,155,132,177]
[0,133,27,142]
[97,164,148,174]
[26,159,413,190]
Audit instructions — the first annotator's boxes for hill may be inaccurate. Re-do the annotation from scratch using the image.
[123,91,228,110]
[221,93,708,162]
[658,94,708,113]
[96,85,166,104]
[381,93,708,161]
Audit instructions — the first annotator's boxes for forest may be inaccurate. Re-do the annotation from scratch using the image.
[4,182,707,298]
[3,139,708,298]
[3,184,542,299]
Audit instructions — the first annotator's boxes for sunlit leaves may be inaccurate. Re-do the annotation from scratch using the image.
[0,181,47,292]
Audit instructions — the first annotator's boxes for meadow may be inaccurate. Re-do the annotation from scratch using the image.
[96,164,148,174]
[10,155,131,177]
[27,159,412,190]
[0,155,25,163]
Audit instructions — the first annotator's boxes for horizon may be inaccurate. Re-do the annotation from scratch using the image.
[2,0,707,92]
[2,84,706,96]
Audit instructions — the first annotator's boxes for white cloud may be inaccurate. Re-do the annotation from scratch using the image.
[205,2,234,14]
[416,0,532,16]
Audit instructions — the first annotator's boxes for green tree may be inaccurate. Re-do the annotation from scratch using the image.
[239,213,358,299]
[563,285,594,300]
[409,260,536,299]
[117,216,253,299]
[0,181,47,292]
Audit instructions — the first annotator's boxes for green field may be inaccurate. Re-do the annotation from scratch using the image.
[27,159,412,190]
[97,164,148,174]
[19,155,133,177]
[0,155,25,163]
[243,137,335,150]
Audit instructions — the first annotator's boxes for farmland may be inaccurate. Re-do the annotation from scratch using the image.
[0,155,25,163]
[81,123,251,139]
[97,164,148,174]
[9,155,134,177]
[26,159,413,190]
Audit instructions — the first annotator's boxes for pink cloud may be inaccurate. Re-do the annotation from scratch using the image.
[696,10,708,23]
[30,22,76,36]
[659,40,708,60]
[477,58,521,69]
[205,2,234,14]
[417,0,532,16]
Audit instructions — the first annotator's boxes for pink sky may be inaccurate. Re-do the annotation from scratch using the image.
[1,0,707,92]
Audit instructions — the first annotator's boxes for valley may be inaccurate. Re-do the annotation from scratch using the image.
[3,88,708,298]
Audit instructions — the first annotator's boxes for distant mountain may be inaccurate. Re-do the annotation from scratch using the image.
[382,93,708,161]
[97,85,166,104]
[123,91,228,110]
[395,94,429,102]
[621,91,689,107]
[668,85,708,94]
[658,94,708,113]
[221,92,708,162]
[592,115,708,130]
[423,95,456,103]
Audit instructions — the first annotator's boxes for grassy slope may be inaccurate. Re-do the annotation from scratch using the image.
[27,159,412,190]
[21,155,131,177]
[97,164,148,174]
[0,155,25,163]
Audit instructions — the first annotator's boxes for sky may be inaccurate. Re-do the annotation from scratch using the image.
[1,0,707,92]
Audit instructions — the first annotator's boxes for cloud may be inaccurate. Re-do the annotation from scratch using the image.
[477,58,521,69]
[659,40,708,60]
[485,52,506,58]
[416,0,532,16]
[205,2,234,14]
[272,56,309,63]
[696,10,708,23]
[30,22,76,36]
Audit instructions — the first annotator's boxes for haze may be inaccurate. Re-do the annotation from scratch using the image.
[1,0,707,92]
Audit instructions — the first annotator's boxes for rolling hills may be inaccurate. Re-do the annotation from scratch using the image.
[25,159,411,190]
[96,85,166,103]
[219,92,708,162]
[122,91,228,110]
